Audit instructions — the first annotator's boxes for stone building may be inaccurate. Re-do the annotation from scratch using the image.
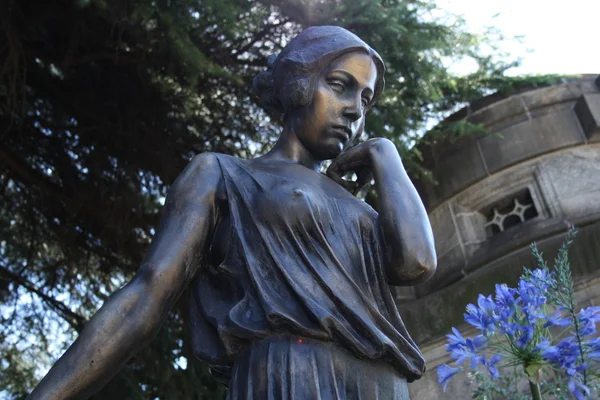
[399,75,600,398]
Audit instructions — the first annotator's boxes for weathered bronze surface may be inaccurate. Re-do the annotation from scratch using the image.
[28,26,436,400]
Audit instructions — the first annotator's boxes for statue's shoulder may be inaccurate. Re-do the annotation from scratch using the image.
[171,152,228,196]
[186,152,249,172]
[180,152,255,191]
[190,152,249,167]
[182,152,219,177]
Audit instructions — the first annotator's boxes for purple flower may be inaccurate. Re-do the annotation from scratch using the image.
[577,306,600,337]
[567,376,590,400]
[586,337,600,350]
[585,337,600,361]
[445,327,488,369]
[481,353,502,379]
[544,308,572,328]
[517,279,547,323]
[518,279,545,306]
[540,337,584,377]
[534,338,550,351]
[494,283,516,308]
[436,363,461,391]
[502,323,519,338]
[439,247,598,398]
[445,327,466,348]
[494,284,518,330]
[526,268,553,291]
[515,325,534,349]
[464,295,497,334]
[478,294,496,315]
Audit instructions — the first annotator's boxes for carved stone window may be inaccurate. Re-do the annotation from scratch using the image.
[483,189,539,236]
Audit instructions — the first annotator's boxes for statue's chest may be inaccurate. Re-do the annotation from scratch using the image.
[249,177,375,236]
[252,180,335,226]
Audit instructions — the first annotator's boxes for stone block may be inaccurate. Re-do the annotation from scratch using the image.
[392,286,416,303]
[478,108,585,173]
[413,136,489,209]
[520,82,580,110]
[468,95,527,127]
[413,179,437,211]
[428,204,461,256]
[409,366,472,400]
[542,146,600,219]
[465,218,570,275]
[419,203,468,298]
[575,93,600,142]
[483,111,530,134]
[430,140,488,204]
[414,243,466,297]
[526,101,576,120]
[561,189,600,221]
[451,206,488,258]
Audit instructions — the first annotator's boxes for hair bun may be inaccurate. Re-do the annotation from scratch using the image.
[252,54,284,118]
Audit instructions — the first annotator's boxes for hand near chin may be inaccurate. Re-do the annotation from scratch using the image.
[327,138,395,196]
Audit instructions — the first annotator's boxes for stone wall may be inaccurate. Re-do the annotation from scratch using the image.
[414,76,600,211]
[401,76,600,399]
[418,143,600,297]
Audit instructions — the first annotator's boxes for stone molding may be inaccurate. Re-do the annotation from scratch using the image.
[414,76,600,210]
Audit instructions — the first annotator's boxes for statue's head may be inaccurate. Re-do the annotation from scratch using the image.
[253,26,385,119]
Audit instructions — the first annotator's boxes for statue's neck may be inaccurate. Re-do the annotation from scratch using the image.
[260,127,323,172]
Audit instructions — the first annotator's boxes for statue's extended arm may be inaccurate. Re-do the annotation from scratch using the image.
[27,153,222,400]
[327,138,436,286]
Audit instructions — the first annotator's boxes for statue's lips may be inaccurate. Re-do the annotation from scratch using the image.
[330,125,351,141]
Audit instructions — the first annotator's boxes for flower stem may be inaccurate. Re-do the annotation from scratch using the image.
[569,305,588,385]
[528,381,542,400]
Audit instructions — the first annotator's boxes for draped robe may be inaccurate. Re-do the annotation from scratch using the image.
[188,154,425,398]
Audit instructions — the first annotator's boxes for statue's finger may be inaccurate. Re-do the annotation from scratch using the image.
[326,167,345,186]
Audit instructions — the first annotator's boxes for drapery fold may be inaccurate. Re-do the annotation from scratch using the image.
[189,154,425,388]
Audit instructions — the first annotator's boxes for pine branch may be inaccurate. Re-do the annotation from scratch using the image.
[234,19,289,56]
[0,145,67,205]
[0,263,87,331]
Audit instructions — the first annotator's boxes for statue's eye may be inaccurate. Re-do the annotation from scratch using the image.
[328,79,345,92]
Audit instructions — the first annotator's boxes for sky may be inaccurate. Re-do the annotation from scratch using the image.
[437,0,599,76]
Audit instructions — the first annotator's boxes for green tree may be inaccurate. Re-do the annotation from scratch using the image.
[0,0,550,398]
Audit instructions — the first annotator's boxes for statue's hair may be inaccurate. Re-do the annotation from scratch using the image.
[253,26,386,119]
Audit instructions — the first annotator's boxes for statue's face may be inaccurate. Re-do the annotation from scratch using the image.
[287,51,378,160]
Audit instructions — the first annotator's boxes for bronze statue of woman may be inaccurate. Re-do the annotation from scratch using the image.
[28,26,436,400]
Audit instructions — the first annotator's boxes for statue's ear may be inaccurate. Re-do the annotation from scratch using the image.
[286,76,312,109]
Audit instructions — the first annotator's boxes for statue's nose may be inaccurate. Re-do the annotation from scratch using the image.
[342,97,361,122]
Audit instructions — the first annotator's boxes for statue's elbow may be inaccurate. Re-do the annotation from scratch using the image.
[419,257,437,282]
[388,251,437,286]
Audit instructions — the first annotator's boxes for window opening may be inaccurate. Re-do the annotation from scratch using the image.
[483,189,538,236]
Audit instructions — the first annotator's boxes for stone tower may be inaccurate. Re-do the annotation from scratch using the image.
[399,75,600,398]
